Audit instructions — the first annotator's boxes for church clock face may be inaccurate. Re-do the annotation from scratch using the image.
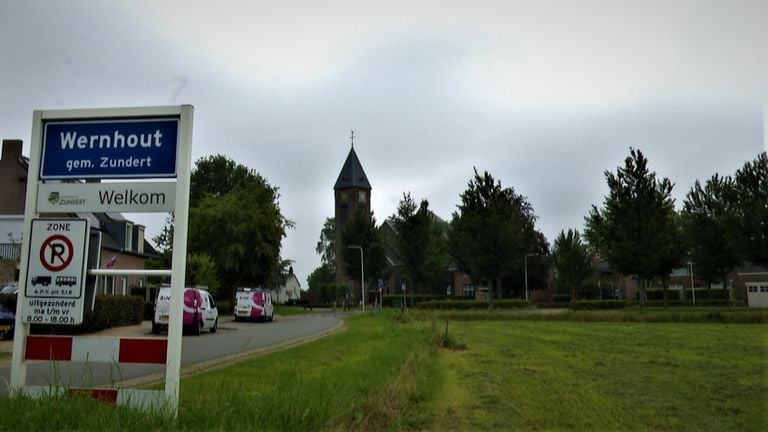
[358,191,366,203]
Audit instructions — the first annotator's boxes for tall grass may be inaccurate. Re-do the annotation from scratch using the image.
[0,313,435,431]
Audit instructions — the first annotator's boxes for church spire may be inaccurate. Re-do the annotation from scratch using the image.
[334,137,371,191]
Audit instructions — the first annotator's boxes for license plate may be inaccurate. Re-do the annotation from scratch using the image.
[159,315,169,322]
[0,325,11,332]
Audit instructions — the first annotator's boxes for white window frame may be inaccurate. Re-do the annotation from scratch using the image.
[125,223,133,251]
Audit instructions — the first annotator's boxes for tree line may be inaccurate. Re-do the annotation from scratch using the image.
[309,150,767,309]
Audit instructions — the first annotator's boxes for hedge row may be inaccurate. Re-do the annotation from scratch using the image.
[536,302,571,309]
[416,309,768,324]
[570,300,630,310]
[402,298,746,310]
[383,294,472,308]
[414,299,532,310]
[685,289,730,300]
[25,295,145,335]
[643,299,744,308]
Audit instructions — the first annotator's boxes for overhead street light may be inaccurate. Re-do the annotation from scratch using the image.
[348,245,365,312]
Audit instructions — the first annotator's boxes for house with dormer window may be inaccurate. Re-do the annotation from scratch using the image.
[0,139,159,298]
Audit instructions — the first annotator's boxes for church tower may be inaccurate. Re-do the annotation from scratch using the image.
[333,136,372,292]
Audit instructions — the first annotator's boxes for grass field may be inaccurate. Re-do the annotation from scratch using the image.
[418,319,767,431]
[0,311,765,431]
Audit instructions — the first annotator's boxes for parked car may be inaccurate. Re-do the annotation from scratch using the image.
[0,304,14,339]
[0,282,18,295]
[152,287,218,335]
[234,287,274,322]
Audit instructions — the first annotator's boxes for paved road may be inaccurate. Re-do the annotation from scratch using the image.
[0,313,345,397]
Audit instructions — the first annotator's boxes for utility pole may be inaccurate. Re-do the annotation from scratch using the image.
[688,260,696,306]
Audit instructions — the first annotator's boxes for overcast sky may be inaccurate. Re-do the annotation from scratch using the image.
[1,0,766,284]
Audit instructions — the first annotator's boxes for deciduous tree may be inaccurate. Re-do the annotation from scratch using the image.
[682,174,741,289]
[341,208,388,296]
[551,229,593,302]
[732,152,768,267]
[391,193,449,295]
[185,252,220,296]
[315,217,335,273]
[187,155,293,299]
[584,148,677,307]
[449,169,538,310]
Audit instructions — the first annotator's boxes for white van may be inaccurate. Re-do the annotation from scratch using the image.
[234,287,274,322]
[152,286,219,335]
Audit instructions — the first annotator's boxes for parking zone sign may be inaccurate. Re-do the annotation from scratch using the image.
[23,218,89,324]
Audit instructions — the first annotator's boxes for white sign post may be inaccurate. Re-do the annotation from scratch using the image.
[10,105,193,416]
[23,218,89,325]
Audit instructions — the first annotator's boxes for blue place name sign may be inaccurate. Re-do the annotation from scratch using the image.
[40,118,179,179]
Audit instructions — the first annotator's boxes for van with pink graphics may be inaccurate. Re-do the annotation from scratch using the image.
[152,286,219,335]
[234,287,274,322]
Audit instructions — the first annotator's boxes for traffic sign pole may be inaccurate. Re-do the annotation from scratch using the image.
[164,105,193,415]
[10,110,44,390]
[10,105,194,418]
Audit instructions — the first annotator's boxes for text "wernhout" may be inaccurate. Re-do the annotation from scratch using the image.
[60,130,164,150]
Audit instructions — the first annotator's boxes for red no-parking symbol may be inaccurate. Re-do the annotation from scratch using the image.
[39,234,74,272]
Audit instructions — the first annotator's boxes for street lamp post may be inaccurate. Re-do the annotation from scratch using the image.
[348,245,365,312]
[688,260,696,306]
[525,253,538,302]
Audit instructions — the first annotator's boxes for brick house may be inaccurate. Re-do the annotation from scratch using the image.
[592,258,768,307]
[0,139,159,299]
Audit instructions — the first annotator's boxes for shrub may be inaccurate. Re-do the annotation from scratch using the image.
[428,319,466,350]
[30,295,144,335]
[0,293,16,312]
[216,298,233,315]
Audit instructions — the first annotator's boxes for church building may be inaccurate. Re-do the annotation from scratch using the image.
[333,141,371,301]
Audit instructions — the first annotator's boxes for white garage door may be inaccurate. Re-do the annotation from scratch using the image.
[746,283,768,308]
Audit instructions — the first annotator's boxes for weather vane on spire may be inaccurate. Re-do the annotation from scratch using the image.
[350,130,355,148]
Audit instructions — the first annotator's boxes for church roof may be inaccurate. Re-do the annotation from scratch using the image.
[334,146,371,190]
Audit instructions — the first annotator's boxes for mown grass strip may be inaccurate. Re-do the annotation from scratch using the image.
[413,320,768,431]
